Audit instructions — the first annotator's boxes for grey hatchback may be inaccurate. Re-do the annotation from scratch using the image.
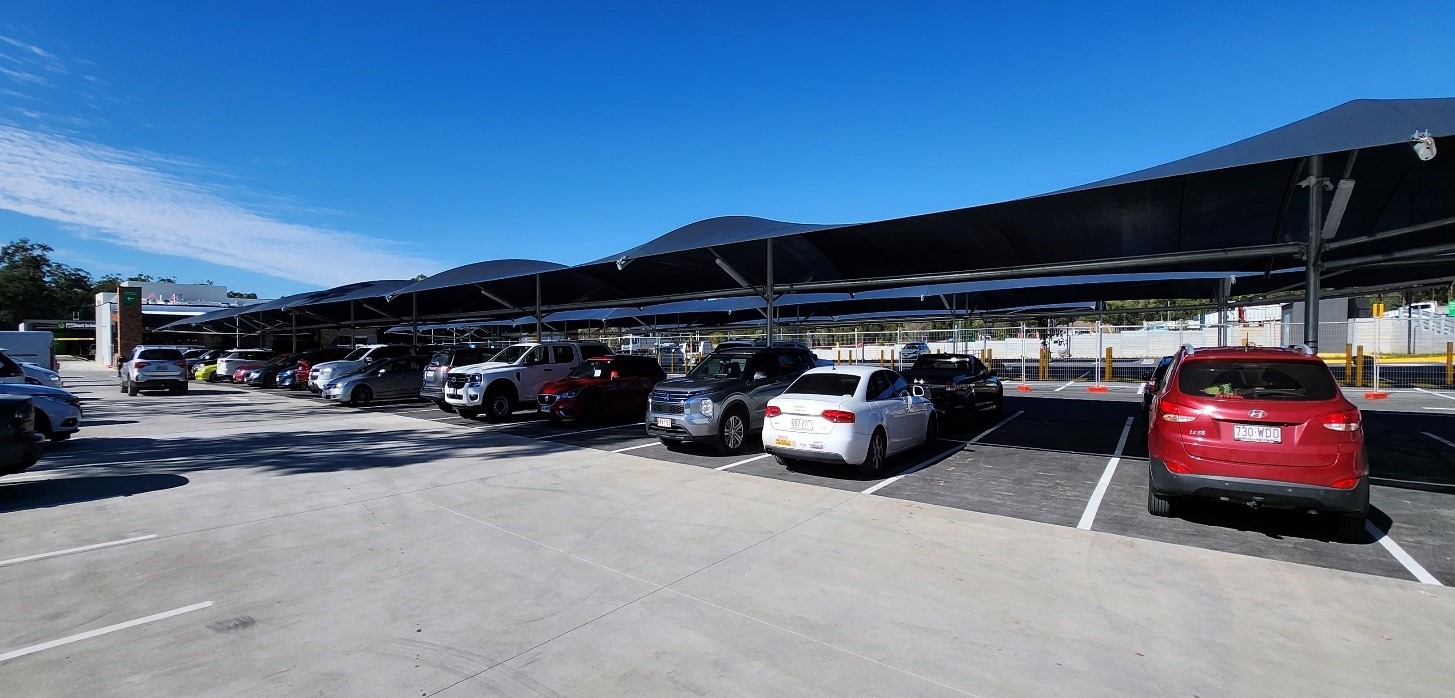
[323,355,429,406]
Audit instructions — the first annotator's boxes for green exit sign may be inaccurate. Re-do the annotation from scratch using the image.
[121,288,142,307]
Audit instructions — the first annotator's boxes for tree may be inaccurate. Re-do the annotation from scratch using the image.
[227,291,258,299]
[0,239,98,328]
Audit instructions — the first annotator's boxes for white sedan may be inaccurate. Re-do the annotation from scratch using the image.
[762,365,937,475]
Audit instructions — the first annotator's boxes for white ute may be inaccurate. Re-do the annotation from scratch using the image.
[443,341,612,421]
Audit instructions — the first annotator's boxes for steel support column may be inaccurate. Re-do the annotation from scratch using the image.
[1216,277,1230,346]
[291,312,297,353]
[1304,154,1324,351]
[765,240,775,344]
[535,273,543,341]
[349,301,356,347]
[411,292,418,347]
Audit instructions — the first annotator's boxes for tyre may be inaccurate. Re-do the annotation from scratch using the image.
[482,387,515,422]
[456,408,480,420]
[178,383,188,395]
[1335,511,1367,543]
[128,380,139,397]
[34,412,52,440]
[714,408,749,455]
[207,373,218,383]
[990,393,1004,417]
[119,380,127,393]
[858,429,887,476]
[1146,486,1175,517]
[350,385,373,407]
[924,414,939,446]
[435,401,455,414]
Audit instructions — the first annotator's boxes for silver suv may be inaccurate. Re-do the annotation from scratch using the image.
[120,346,190,396]
[646,346,816,455]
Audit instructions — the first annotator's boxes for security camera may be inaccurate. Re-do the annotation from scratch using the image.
[1412,130,1437,161]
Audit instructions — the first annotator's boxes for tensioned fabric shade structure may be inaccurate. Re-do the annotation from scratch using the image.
[163,98,1455,333]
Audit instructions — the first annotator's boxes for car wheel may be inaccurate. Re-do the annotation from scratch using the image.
[119,379,127,393]
[207,374,218,383]
[456,407,480,420]
[1146,486,1175,517]
[1336,510,1367,543]
[34,412,52,440]
[858,430,887,476]
[435,401,455,414]
[350,385,373,407]
[128,380,139,396]
[482,388,514,422]
[924,414,940,446]
[714,408,748,455]
[991,393,1004,417]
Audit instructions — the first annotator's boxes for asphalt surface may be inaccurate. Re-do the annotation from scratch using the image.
[2,362,1453,695]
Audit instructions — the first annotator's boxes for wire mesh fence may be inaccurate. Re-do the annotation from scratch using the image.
[599,317,1455,389]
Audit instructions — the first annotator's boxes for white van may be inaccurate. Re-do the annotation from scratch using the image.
[0,331,56,371]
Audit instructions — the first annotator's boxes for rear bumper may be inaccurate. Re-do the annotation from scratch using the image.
[420,386,444,401]
[1149,458,1368,513]
[133,378,186,390]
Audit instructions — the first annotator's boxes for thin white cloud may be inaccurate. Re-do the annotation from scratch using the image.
[0,125,442,286]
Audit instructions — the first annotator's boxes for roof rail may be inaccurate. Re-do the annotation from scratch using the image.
[1287,343,1314,355]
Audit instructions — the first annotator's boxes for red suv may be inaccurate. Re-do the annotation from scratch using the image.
[537,355,666,422]
[1146,346,1368,540]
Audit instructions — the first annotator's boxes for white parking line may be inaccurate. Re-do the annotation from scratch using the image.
[0,601,213,664]
[861,411,1024,495]
[0,535,157,567]
[546,422,644,439]
[609,442,658,454]
[1136,382,1146,396]
[1076,417,1135,530]
[716,454,772,471]
[1054,381,1075,392]
[1367,522,1443,585]
[1414,387,1455,402]
[1420,407,1455,412]
[1423,432,1455,450]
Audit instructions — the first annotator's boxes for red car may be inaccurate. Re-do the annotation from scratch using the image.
[1146,346,1368,540]
[537,355,666,422]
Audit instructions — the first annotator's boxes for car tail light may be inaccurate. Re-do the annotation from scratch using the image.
[821,409,855,423]
[1164,460,1192,474]
[1320,410,1362,432]
[764,406,782,417]
[173,361,186,369]
[1329,476,1362,489]
[1157,401,1197,423]
[135,361,151,369]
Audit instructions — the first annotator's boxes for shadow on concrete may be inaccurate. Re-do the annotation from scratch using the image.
[0,473,189,513]
[1159,498,1384,545]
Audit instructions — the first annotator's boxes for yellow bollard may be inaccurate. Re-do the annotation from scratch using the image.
[1104,347,1113,383]
[1447,342,1453,386]
[1344,344,1353,386]
[1355,345,1365,388]
[986,347,993,365]
[878,349,885,367]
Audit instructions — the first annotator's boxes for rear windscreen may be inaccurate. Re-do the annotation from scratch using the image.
[786,373,861,397]
[139,349,184,360]
[1177,360,1338,400]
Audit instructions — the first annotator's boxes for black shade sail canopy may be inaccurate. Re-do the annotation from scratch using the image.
[162,98,1455,332]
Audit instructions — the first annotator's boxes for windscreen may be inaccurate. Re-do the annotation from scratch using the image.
[785,373,861,397]
[1177,360,1338,400]
[139,349,184,360]
[687,353,749,380]
[571,359,614,378]
[912,356,971,370]
[489,345,533,364]
[342,348,370,361]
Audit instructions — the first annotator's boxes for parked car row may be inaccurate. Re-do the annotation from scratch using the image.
[219,341,1009,478]
[1,349,85,480]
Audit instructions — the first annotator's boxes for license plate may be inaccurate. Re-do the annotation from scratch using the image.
[790,419,812,432]
[1233,424,1282,443]
[655,417,672,428]
[775,437,793,447]
[539,405,551,413]
[446,391,460,398]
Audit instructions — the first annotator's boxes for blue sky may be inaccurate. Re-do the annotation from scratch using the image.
[1,2,1452,298]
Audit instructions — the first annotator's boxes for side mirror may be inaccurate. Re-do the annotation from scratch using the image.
[911,385,927,398]
[751,371,768,382]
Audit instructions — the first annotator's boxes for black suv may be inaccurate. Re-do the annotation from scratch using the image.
[646,346,817,454]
